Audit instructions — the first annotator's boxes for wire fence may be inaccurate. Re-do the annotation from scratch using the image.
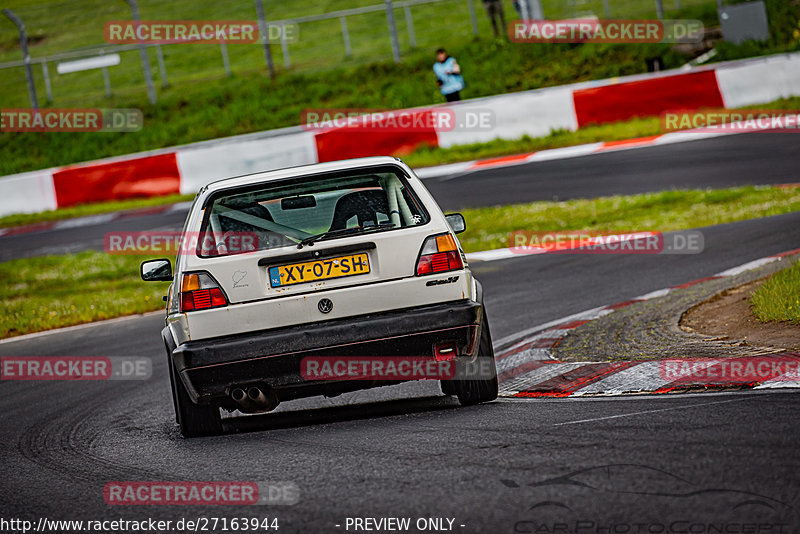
[0,0,715,108]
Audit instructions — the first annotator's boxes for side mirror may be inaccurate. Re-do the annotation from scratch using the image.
[140,259,173,282]
[445,213,466,234]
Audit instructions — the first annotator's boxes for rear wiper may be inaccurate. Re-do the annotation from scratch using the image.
[297,223,396,249]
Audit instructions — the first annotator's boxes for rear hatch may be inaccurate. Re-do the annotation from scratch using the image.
[204,225,434,303]
[175,164,470,339]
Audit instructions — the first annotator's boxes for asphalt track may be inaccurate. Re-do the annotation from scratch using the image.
[1,131,799,531]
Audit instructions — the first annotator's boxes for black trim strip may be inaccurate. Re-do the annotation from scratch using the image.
[174,299,482,372]
[257,242,376,267]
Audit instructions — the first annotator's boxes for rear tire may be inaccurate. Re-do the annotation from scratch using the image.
[166,344,223,438]
[454,311,498,406]
[440,378,456,396]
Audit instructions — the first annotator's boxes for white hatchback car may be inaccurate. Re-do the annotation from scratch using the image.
[141,156,497,437]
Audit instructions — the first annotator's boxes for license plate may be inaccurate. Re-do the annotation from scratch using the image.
[268,253,370,288]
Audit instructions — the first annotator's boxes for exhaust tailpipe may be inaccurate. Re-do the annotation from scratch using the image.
[230,385,279,413]
[247,386,279,412]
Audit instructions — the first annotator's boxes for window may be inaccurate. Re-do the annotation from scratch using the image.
[198,167,429,257]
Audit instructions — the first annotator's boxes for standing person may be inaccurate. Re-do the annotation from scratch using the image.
[433,48,465,102]
[482,0,507,38]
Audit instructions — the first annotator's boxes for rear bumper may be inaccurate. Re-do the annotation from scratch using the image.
[169,299,483,405]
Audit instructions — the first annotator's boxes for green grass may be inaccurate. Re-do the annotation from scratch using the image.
[2,0,797,176]
[4,184,800,338]
[0,251,169,338]
[751,261,800,324]
[457,185,800,252]
[404,116,663,168]
[0,193,194,228]
[0,0,719,88]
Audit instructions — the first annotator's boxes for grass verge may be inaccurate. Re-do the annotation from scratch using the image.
[751,261,800,324]
[403,117,660,168]
[0,252,169,339]
[458,185,800,251]
[0,194,194,229]
[3,184,800,338]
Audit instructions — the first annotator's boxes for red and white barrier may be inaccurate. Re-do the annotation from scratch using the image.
[436,87,578,148]
[2,52,799,217]
[715,53,800,108]
[52,153,181,208]
[573,70,724,126]
[1,170,58,214]
[176,131,318,194]
[314,107,439,162]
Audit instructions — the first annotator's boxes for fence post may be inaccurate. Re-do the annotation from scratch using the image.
[602,0,611,19]
[220,41,232,76]
[384,0,401,63]
[123,0,156,104]
[467,0,478,35]
[280,24,291,68]
[2,9,38,109]
[100,50,112,97]
[102,66,112,96]
[530,0,544,19]
[155,44,168,87]
[404,5,417,48]
[340,16,353,58]
[254,0,276,80]
[41,59,53,103]
[518,0,529,20]
[655,0,664,19]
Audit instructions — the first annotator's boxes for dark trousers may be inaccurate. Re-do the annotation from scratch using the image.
[483,0,506,37]
[445,91,461,102]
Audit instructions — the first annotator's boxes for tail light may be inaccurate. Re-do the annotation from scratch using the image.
[180,272,227,312]
[433,341,458,361]
[416,233,464,275]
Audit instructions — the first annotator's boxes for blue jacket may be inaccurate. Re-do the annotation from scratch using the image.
[433,57,465,95]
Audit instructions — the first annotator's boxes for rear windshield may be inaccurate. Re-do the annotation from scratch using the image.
[197,166,429,257]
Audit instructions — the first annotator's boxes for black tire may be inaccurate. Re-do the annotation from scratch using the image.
[165,343,223,438]
[454,311,499,406]
[440,376,456,396]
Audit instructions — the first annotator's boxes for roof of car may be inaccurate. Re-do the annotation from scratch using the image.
[202,156,404,193]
